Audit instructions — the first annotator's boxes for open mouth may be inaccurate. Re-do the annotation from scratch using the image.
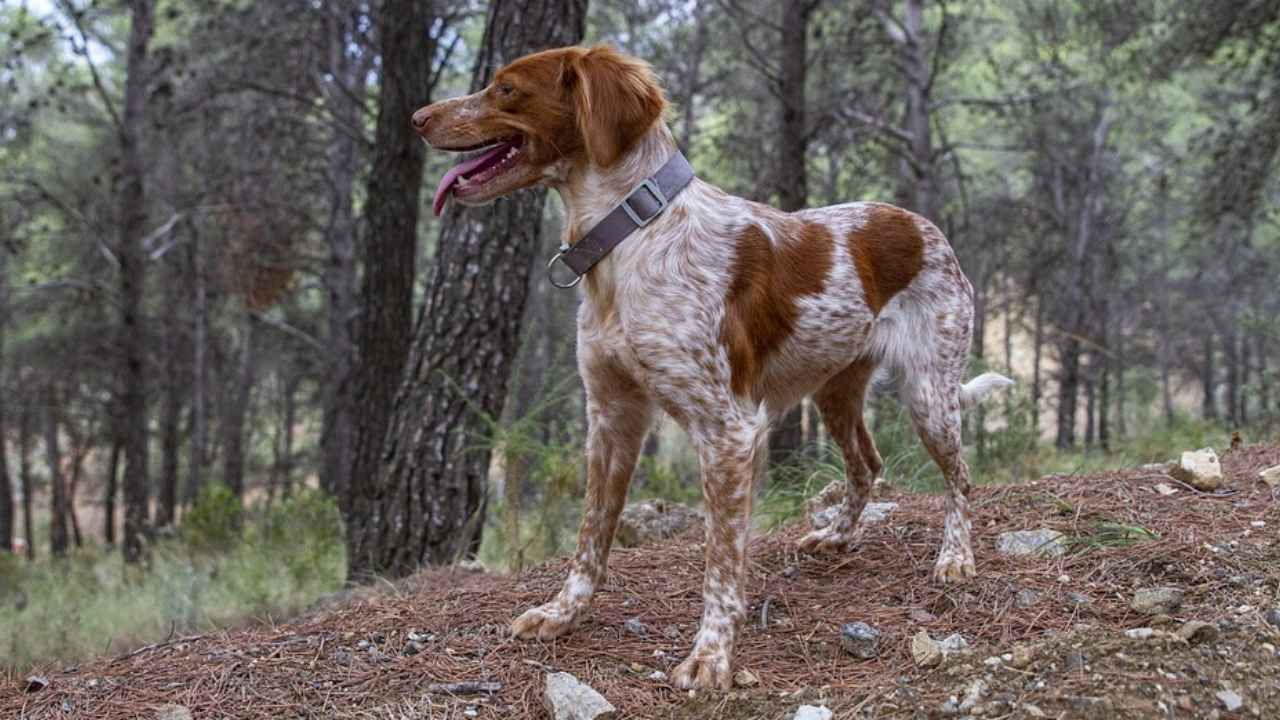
[432,135,525,216]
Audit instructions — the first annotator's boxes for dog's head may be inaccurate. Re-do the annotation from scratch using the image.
[414,45,666,216]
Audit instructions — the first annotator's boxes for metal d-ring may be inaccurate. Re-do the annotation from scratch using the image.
[546,246,583,289]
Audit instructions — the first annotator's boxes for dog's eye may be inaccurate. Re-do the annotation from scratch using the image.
[498,83,515,96]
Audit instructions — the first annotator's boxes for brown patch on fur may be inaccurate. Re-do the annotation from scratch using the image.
[721,222,834,398]
[847,206,925,314]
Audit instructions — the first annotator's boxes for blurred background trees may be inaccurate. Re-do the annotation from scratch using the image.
[0,0,1277,597]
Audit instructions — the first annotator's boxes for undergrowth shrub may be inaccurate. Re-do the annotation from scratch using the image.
[182,483,242,552]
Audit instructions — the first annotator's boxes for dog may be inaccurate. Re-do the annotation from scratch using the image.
[412,44,1012,690]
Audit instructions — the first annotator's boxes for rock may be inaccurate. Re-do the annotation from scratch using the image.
[1176,620,1219,644]
[1259,465,1280,488]
[939,634,970,655]
[1216,689,1243,712]
[1022,704,1048,718]
[1264,608,1280,628]
[1065,650,1086,671]
[543,672,617,720]
[912,631,943,668]
[615,501,701,547]
[1169,448,1224,491]
[1065,591,1092,607]
[1014,588,1041,608]
[995,529,1067,558]
[959,679,988,712]
[155,706,193,720]
[793,706,833,720]
[733,669,759,687]
[1131,587,1184,615]
[1153,483,1178,496]
[909,607,937,624]
[1125,628,1156,640]
[24,676,48,693]
[623,618,649,637]
[840,622,880,659]
[939,697,961,716]
[1010,644,1035,669]
[810,501,899,530]
[647,671,666,682]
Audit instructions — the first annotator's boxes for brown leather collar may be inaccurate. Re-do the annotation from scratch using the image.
[547,152,695,288]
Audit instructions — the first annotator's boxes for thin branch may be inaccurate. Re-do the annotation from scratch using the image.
[57,0,124,137]
[252,311,327,354]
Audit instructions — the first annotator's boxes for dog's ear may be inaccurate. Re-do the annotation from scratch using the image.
[567,45,666,167]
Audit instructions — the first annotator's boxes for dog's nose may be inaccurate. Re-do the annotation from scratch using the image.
[411,106,432,131]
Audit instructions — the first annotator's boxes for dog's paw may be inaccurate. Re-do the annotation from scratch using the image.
[671,648,733,691]
[797,524,860,554]
[510,602,581,641]
[931,551,976,584]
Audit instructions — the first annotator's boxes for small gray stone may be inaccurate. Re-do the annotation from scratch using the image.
[1264,608,1280,629]
[1216,689,1243,712]
[155,705,193,720]
[334,649,353,666]
[911,631,943,668]
[1065,591,1092,607]
[543,672,617,720]
[959,679,988,712]
[1014,588,1041,608]
[1065,651,1086,671]
[623,618,649,637]
[1176,620,1219,644]
[939,633,970,655]
[995,529,1067,558]
[1125,627,1156,640]
[403,640,425,656]
[793,706,833,720]
[841,622,881,659]
[810,498,899,530]
[1131,587,1184,615]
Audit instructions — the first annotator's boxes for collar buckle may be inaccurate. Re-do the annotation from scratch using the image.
[546,244,583,289]
[621,178,667,227]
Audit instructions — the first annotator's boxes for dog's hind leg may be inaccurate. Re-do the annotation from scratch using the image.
[798,357,878,553]
[511,357,653,641]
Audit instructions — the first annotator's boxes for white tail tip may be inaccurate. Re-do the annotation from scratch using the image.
[960,372,1015,409]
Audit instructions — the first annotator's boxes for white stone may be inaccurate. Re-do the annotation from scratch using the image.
[543,672,617,720]
[793,706,833,720]
[810,501,899,530]
[912,631,943,668]
[1125,628,1156,640]
[995,529,1067,558]
[1170,448,1224,491]
[1216,689,1243,712]
[1260,465,1280,488]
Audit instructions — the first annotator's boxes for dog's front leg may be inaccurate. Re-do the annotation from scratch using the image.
[672,419,764,690]
[511,360,652,641]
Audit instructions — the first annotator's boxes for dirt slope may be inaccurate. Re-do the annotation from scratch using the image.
[4,445,1279,719]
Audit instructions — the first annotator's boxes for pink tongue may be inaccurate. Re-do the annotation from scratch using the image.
[432,144,508,216]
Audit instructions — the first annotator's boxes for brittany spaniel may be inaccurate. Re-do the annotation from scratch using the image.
[412,44,1012,691]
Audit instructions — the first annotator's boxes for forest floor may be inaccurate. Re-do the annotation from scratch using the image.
[4,443,1279,720]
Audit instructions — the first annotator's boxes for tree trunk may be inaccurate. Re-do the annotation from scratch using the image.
[157,268,183,528]
[19,401,34,560]
[221,312,258,500]
[104,440,121,546]
[346,0,588,581]
[1032,293,1043,434]
[345,0,440,518]
[319,9,366,501]
[1055,337,1080,449]
[119,0,156,564]
[46,383,68,558]
[187,225,208,505]
[1201,335,1217,420]
[0,246,11,553]
[768,0,815,466]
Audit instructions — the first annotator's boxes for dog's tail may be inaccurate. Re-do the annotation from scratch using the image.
[959,372,1015,410]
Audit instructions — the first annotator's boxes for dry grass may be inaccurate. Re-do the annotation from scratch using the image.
[3,444,1277,719]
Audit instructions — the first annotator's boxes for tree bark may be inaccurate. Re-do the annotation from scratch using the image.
[345,0,440,518]
[221,311,258,499]
[104,440,121,545]
[768,0,816,465]
[1201,335,1217,420]
[119,0,156,564]
[186,226,208,505]
[46,383,68,558]
[0,245,11,553]
[319,7,367,501]
[346,0,588,581]
[19,401,34,560]
[157,265,183,528]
